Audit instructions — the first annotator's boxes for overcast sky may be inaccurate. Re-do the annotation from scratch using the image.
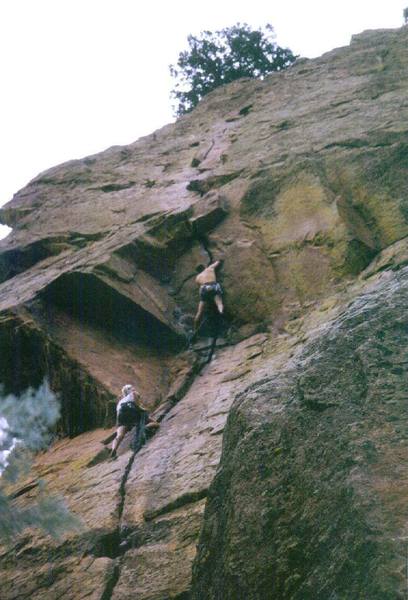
[0,0,406,240]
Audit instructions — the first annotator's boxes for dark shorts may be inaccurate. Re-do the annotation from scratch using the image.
[117,402,145,427]
[199,282,223,302]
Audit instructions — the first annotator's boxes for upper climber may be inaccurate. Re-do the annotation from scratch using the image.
[194,260,224,333]
[110,384,159,459]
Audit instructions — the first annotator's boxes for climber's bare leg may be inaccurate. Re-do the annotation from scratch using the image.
[214,294,224,315]
[194,301,206,332]
[111,425,128,456]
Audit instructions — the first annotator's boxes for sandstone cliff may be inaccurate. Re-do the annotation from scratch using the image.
[1,26,408,599]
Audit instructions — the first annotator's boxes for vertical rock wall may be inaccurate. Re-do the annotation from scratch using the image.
[0,25,408,600]
[192,266,408,599]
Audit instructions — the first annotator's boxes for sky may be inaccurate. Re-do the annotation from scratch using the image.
[0,0,406,240]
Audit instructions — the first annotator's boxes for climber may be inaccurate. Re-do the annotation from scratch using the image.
[110,384,159,459]
[193,259,224,334]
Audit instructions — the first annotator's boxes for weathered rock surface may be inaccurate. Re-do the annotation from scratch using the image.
[192,265,408,599]
[0,25,408,600]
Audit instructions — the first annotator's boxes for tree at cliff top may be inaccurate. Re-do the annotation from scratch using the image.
[404,7,408,23]
[170,23,297,115]
[0,381,80,544]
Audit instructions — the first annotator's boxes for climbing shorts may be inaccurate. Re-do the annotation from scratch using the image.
[117,402,144,427]
[199,282,223,302]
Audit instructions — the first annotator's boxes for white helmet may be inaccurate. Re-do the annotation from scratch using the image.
[121,384,134,397]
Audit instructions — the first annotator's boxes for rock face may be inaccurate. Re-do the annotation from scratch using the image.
[192,266,408,599]
[1,26,408,599]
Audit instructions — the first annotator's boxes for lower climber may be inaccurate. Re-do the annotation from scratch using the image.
[110,384,159,459]
[194,260,224,334]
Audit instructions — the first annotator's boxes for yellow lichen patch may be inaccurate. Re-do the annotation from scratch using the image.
[329,236,376,277]
[355,189,408,248]
[273,246,333,305]
[222,241,280,323]
[257,172,340,251]
[361,237,408,279]
[330,162,408,251]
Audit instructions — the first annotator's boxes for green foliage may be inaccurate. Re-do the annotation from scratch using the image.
[0,381,81,544]
[404,7,408,24]
[170,23,297,115]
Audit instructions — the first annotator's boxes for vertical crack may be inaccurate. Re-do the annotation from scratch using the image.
[170,223,214,298]
[117,449,138,522]
[100,223,221,600]
[98,429,149,599]
[100,563,120,600]
[98,335,224,598]
[202,139,215,162]
[191,221,213,266]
